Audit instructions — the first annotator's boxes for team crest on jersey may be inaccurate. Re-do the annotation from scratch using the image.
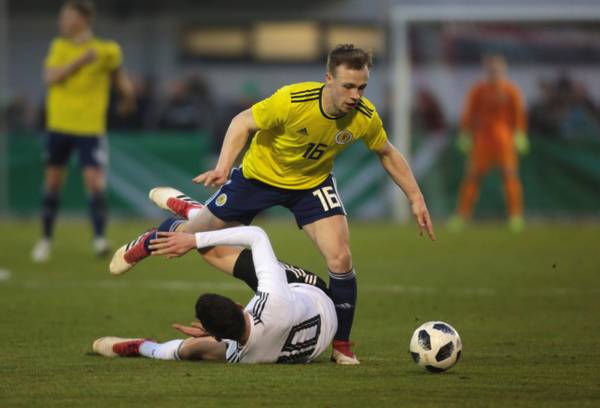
[215,193,228,207]
[335,130,354,145]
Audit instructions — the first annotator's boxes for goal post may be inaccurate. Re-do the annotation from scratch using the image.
[389,4,600,222]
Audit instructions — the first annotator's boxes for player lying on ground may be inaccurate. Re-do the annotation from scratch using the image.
[95,225,337,363]
[109,187,359,363]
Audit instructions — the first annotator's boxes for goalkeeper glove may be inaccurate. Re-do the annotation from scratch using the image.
[456,131,472,154]
[514,131,530,156]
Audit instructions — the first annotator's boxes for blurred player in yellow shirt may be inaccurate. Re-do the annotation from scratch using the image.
[32,1,135,262]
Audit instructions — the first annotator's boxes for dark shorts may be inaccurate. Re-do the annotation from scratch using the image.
[44,131,108,168]
[206,167,347,228]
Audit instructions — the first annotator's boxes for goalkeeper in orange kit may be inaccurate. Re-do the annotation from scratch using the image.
[449,54,529,232]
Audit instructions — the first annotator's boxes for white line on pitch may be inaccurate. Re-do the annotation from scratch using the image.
[2,278,599,296]
[0,269,11,282]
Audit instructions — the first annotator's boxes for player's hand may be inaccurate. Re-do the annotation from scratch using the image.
[116,97,136,117]
[411,196,436,241]
[192,168,229,188]
[149,231,196,259]
[172,321,210,338]
[78,49,98,66]
[515,131,530,156]
[456,131,472,154]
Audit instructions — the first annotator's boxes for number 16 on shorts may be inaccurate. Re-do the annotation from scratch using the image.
[313,186,341,211]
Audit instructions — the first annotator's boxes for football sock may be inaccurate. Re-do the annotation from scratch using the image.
[144,217,185,252]
[89,192,107,238]
[504,174,523,216]
[41,191,60,239]
[139,339,183,360]
[457,176,480,218]
[233,249,259,291]
[329,268,357,342]
[187,207,202,220]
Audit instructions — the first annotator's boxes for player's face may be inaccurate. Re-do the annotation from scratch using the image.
[58,6,88,37]
[326,65,370,114]
[484,56,507,83]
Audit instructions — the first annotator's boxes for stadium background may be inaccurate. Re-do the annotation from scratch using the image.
[1,1,599,407]
[2,0,599,220]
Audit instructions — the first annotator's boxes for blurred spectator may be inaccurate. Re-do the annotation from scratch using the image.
[529,79,562,139]
[562,81,600,140]
[213,80,261,153]
[155,74,215,133]
[529,74,600,140]
[4,93,35,132]
[109,74,156,130]
[412,87,446,139]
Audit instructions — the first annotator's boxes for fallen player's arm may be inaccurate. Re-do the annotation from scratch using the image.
[172,321,211,338]
[375,141,436,241]
[150,227,289,294]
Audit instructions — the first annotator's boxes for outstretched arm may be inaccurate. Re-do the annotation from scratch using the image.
[376,141,436,240]
[150,226,289,294]
[192,109,259,187]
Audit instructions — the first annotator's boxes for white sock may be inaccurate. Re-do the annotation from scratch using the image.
[139,339,184,360]
[187,207,202,220]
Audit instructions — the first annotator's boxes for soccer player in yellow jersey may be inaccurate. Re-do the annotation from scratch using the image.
[111,45,435,364]
[31,0,135,262]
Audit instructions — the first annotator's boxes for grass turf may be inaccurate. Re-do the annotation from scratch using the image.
[0,219,599,407]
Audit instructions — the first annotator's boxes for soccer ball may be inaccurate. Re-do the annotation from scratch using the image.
[409,321,462,372]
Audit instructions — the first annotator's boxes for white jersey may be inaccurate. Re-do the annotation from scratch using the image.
[225,282,337,364]
[194,226,337,364]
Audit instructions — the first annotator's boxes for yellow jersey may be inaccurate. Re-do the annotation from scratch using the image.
[244,82,388,190]
[45,36,122,136]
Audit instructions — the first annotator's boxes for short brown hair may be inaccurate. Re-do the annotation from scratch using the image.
[64,0,95,21]
[327,44,373,75]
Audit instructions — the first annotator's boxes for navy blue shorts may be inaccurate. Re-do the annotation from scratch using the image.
[44,131,108,168]
[206,168,347,228]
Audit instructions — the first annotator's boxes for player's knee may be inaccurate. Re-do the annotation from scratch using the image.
[466,169,482,183]
[326,247,352,273]
[501,167,518,180]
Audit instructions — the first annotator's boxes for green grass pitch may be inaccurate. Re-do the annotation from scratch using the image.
[1,219,599,407]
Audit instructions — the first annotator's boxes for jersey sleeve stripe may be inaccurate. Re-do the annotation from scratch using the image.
[291,96,320,103]
[290,87,322,95]
[291,94,320,100]
[356,106,373,118]
[252,292,269,324]
[291,92,320,100]
[357,101,374,114]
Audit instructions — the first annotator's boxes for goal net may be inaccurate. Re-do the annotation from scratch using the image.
[389,5,600,221]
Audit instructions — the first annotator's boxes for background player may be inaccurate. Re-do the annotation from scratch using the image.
[112,44,435,365]
[31,0,135,262]
[448,54,529,232]
[95,225,337,364]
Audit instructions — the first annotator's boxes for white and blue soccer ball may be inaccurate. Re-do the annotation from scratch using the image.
[409,321,462,372]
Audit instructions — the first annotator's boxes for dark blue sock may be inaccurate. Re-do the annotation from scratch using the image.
[329,269,357,342]
[144,217,185,252]
[89,192,107,238]
[42,191,60,239]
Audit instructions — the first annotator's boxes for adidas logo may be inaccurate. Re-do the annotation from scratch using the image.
[297,127,309,136]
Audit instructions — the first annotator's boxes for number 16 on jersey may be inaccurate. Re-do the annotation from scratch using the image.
[313,186,342,211]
